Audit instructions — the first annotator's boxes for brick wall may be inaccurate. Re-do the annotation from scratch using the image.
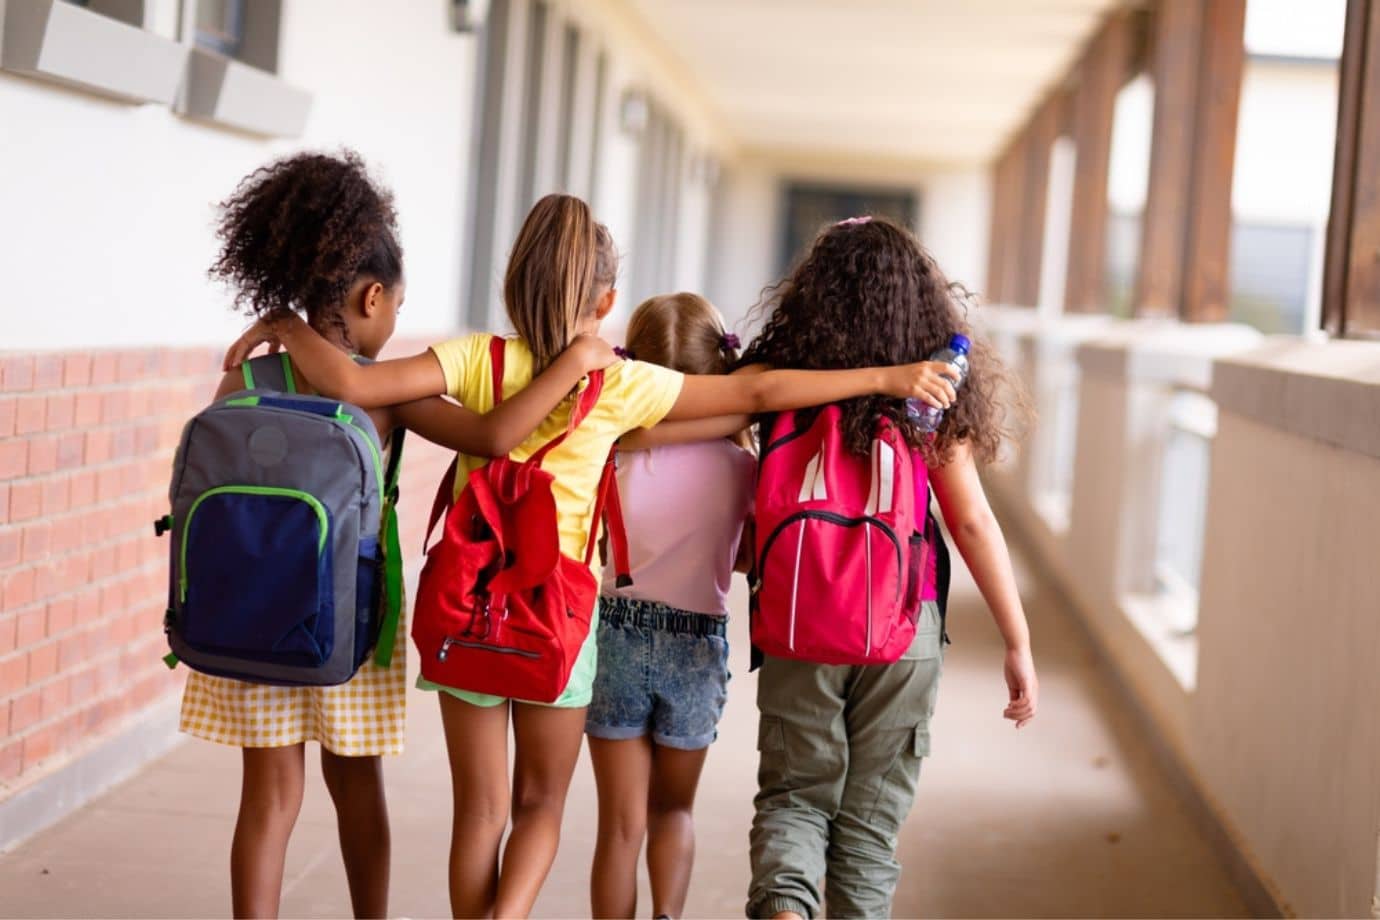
[0,341,453,796]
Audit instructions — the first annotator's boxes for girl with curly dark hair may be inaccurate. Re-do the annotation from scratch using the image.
[223,193,961,918]
[186,152,616,919]
[740,216,1039,920]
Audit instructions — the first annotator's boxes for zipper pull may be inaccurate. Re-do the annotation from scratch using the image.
[438,637,455,662]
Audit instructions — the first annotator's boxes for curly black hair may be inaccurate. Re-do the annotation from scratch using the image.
[740,216,1027,466]
[210,150,402,347]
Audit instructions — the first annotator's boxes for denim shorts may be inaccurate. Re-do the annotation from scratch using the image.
[586,596,730,750]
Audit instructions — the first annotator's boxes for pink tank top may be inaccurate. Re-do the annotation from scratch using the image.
[600,440,756,616]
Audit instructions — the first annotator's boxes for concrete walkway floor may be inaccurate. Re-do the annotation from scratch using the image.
[0,547,1249,918]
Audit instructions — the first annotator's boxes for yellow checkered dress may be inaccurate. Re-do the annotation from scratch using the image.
[179,612,407,757]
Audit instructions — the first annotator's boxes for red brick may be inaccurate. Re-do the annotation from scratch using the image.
[74,392,101,427]
[102,391,130,424]
[115,539,140,571]
[40,676,70,719]
[85,430,113,466]
[41,477,69,516]
[32,357,63,390]
[26,435,57,476]
[89,545,117,581]
[27,640,57,682]
[34,560,62,599]
[46,598,76,636]
[56,434,84,471]
[117,352,149,383]
[15,606,44,645]
[58,634,85,672]
[0,528,18,570]
[0,616,15,656]
[69,665,96,698]
[128,389,151,420]
[63,355,92,389]
[68,472,95,508]
[0,440,25,480]
[22,723,58,771]
[100,580,126,614]
[15,396,45,435]
[20,522,49,564]
[134,424,158,454]
[0,398,14,438]
[2,567,35,609]
[0,654,25,697]
[45,394,75,432]
[0,740,21,781]
[1,357,34,393]
[10,481,40,522]
[74,588,101,625]
[111,428,135,459]
[9,689,41,734]
[90,354,118,386]
[48,517,82,555]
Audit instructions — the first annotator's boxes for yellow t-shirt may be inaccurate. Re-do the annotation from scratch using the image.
[429,334,684,565]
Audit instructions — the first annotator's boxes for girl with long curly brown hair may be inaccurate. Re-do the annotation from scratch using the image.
[189,152,617,919]
[740,216,1039,920]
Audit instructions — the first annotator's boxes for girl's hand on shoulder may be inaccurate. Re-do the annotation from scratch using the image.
[887,361,960,409]
[570,333,618,373]
[223,318,282,371]
[1003,645,1038,729]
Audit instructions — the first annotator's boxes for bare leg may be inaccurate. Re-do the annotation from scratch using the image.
[320,750,390,918]
[492,703,587,918]
[439,694,512,918]
[588,737,653,918]
[646,744,709,919]
[231,744,306,919]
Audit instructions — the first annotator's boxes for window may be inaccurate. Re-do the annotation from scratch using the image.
[1103,73,1154,317]
[779,184,918,274]
[194,0,245,59]
[1227,0,1343,334]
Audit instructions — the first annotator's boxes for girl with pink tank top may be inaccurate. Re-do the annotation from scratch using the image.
[585,293,755,920]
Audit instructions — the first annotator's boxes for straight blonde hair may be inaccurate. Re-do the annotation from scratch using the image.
[503,194,617,372]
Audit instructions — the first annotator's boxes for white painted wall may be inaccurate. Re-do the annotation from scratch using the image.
[1,0,480,350]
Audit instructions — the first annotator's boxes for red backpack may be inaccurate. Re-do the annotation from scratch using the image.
[412,337,630,703]
[751,407,937,665]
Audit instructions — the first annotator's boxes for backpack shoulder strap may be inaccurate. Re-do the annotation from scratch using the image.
[240,353,297,393]
[584,450,632,584]
[490,335,506,406]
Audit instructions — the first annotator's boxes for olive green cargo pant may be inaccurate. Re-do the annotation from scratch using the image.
[746,603,944,919]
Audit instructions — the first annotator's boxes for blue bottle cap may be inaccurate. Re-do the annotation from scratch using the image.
[949,334,971,354]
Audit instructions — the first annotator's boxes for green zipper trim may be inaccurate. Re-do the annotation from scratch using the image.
[336,410,386,497]
[373,500,404,669]
[241,362,256,390]
[179,485,330,602]
[225,396,259,407]
[280,354,297,394]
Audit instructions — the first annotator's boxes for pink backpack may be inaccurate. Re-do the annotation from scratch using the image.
[751,407,935,665]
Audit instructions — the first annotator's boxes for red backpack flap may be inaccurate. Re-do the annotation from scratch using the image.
[412,336,627,702]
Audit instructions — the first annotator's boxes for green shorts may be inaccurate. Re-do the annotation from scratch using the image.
[415,606,600,709]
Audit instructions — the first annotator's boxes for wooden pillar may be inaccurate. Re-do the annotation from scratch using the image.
[1133,0,1246,322]
[1064,13,1133,313]
[1323,0,1380,337]
[986,146,1014,302]
[1180,0,1247,322]
[999,132,1030,303]
[1016,94,1063,306]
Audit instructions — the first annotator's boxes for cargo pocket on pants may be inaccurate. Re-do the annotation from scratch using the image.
[756,715,790,794]
[866,722,929,837]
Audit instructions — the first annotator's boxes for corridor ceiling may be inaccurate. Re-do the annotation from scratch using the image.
[625,0,1121,164]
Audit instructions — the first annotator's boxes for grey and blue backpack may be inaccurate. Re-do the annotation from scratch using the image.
[155,353,404,686]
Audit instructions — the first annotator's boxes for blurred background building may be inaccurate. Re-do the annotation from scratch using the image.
[1,0,1378,916]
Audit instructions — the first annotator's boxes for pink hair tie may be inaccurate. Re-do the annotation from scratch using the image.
[719,332,741,352]
[613,346,635,360]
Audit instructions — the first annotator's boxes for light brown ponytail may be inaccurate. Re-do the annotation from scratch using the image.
[503,194,618,371]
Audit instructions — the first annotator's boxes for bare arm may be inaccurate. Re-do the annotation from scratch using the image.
[620,365,764,451]
[662,361,958,422]
[224,312,449,408]
[224,316,617,453]
[930,443,1038,728]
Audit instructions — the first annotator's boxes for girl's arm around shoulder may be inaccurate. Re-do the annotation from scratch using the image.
[390,335,618,456]
[661,361,959,422]
[930,442,1038,729]
[619,365,764,451]
[224,312,448,408]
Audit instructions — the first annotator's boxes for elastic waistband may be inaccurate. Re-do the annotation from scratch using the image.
[599,595,727,638]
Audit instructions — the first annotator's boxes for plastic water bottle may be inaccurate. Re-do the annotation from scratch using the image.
[906,334,971,433]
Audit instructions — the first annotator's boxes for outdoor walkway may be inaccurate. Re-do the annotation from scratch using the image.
[0,547,1249,918]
